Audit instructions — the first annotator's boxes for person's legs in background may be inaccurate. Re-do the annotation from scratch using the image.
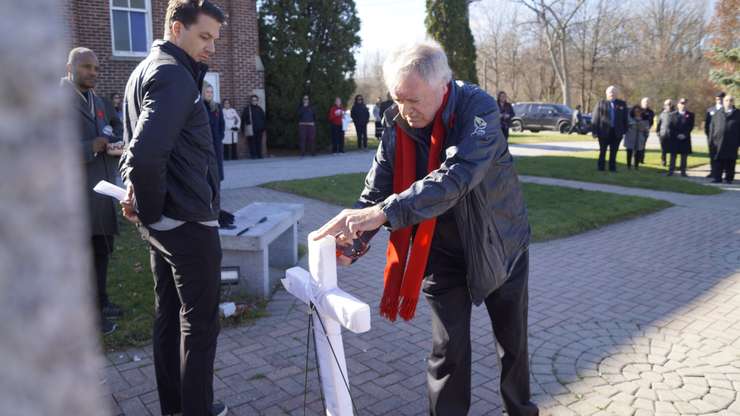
[597,137,609,171]
[331,125,340,154]
[248,135,258,159]
[298,124,307,157]
[728,159,736,183]
[679,153,688,176]
[92,234,119,334]
[608,131,620,172]
[668,152,677,175]
[626,149,633,169]
[307,125,316,156]
[635,150,643,170]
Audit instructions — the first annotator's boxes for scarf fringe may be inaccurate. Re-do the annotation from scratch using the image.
[398,296,418,321]
[379,295,399,322]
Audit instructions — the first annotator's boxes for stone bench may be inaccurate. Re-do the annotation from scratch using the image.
[219,202,304,299]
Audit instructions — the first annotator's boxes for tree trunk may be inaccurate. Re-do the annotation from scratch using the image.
[0,1,108,415]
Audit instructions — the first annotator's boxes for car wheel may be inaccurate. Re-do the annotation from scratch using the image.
[559,122,571,134]
[511,120,523,133]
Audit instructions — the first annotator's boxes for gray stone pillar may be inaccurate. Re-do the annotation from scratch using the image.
[0,1,108,415]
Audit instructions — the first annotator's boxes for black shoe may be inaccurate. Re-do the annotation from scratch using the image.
[102,302,123,319]
[706,173,713,178]
[101,319,117,335]
[597,167,605,171]
[609,168,617,173]
[681,173,688,177]
[726,179,733,184]
[711,179,722,183]
[211,402,228,416]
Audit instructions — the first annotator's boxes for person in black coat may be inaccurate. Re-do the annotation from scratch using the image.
[241,95,266,159]
[631,97,655,164]
[64,47,121,335]
[710,95,740,183]
[667,98,694,176]
[706,92,726,178]
[351,94,370,149]
[591,85,629,171]
[203,84,225,180]
[497,91,515,141]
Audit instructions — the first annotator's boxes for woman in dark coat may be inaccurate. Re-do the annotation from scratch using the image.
[497,91,515,141]
[204,85,225,181]
[351,95,370,149]
[666,98,694,176]
[709,95,740,183]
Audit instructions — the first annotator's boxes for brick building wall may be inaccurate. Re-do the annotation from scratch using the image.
[63,0,263,112]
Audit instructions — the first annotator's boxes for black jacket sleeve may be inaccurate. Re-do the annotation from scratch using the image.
[122,66,196,225]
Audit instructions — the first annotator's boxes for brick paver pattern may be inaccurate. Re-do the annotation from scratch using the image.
[102,151,740,416]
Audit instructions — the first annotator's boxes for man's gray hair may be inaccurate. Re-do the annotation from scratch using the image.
[383,40,453,92]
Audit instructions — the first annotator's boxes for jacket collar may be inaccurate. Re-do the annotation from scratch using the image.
[61,77,96,122]
[153,40,209,87]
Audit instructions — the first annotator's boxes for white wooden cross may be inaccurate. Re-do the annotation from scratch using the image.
[282,232,371,416]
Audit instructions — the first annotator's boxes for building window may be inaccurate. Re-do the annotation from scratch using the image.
[110,0,152,57]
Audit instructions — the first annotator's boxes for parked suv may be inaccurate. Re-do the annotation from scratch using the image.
[511,102,590,134]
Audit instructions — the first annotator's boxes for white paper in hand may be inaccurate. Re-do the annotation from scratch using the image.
[93,180,127,202]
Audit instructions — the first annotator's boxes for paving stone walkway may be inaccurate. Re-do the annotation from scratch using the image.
[103,151,740,415]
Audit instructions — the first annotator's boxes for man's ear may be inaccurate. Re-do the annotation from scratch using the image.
[171,21,183,39]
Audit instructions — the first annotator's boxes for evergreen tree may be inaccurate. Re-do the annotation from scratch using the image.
[425,0,478,84]
[707,0,740,96]
[259,1,361,149]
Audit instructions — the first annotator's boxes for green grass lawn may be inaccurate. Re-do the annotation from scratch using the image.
[508,131,593,144]
[263,173,671,242]
[515,149,719,195]
[103,215,267,351]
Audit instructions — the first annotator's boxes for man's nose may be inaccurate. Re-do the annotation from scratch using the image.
[206,40,215,55]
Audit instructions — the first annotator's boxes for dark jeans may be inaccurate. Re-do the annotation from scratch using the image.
[713,158,736,182]
[331,124,344,153]
[423,249,538,416]
[248,131,263,159]
[92,235,114,309]
[145,223,222,416]
[356,123,368,148]
[597,128,620,171]
[669,152,688,175]
[298,124,316,156]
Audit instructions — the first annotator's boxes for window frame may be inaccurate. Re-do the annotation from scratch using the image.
[109,0,153,58]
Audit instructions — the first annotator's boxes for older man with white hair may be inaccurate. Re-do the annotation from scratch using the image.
[314,41,537,415]
[592,85,629,171]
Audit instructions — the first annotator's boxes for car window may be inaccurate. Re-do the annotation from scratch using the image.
[513,104,527,114]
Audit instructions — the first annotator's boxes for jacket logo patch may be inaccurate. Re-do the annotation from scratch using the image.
[473,116,487,136]
[194,94,201,104]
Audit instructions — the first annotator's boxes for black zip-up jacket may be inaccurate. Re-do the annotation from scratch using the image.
[120,40,220,225]
[357,80,530,304]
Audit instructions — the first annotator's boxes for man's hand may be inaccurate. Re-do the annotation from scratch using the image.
[120,183,140,224]
[92,136,109,153]
[313,205,387,246]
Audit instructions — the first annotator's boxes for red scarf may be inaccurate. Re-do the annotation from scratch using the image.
[380,89,450,321]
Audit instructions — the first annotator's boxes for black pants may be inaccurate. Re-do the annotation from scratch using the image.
[375,121,383,139]
[709,146,717,177]
[91,235,114,310]
[669,152,688,175]
[248,131,263,159]
[223,143,238,161]
[626,149,644,169]
[713,158,736,182]
[145,223,222,416]
[331,124,344,153]
[597,129,620,171]
[356,123,368,148]
[501,126,510,141]
[423,250,538,416]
